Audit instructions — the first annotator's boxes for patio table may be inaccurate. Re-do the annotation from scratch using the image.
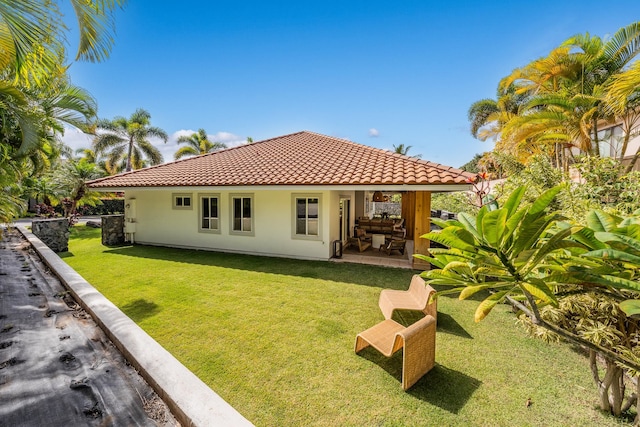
[372,234,386,249]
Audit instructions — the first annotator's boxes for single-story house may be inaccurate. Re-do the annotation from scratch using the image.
[87,131,474,269]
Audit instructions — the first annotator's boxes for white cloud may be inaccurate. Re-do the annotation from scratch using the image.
[61,127,93,153]
[368,128,379,137]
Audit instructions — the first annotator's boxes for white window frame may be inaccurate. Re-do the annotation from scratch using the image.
[229,193,254,236]
[173,193,193,210]
[198,193,221,234]
[292,194,322,241]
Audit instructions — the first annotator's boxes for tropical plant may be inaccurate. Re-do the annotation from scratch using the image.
[430,191,480,217]
[0,156,26,223]
[174,128,226,160]
[93,108,167,172]
[469,22,640,171]
[23,175,57,206]
[52,159,104,219]
[0,1,125,81]
[0,0,124,154]
[75,147,120,175]
[419,187,640,421]
[392,143,421,158]
[0,1,123,222]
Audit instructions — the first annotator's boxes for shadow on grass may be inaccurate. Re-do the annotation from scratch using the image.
[391,310,472,339]
[68,226,103,240]
[435,312,472,339]
[120,299,161,322]
[101,244,417,289]
[358,348,481,414]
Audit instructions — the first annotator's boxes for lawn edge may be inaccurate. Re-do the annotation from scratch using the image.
[16,224,253,427]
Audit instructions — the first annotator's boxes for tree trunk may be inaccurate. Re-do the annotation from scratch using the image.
[610,362,623,416]
[624,148,640,174]
[126,138,134,172]
[635,379,640,426]
[592,116,600,156]
[597,358,615,413]
[590,350,612,413]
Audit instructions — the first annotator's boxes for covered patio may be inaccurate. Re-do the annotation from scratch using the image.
[340,190,437,270]
[331,239,415,269]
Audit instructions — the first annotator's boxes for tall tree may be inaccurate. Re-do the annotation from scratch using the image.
[93,108,168,172]
[0,1,124,153]
[0,1,123,221]
[174,129,227,160]
[469,22,640,169]
[604,60,640,172]
[53,159,103,219]
[0,1,125,81]
[393,143,421,158]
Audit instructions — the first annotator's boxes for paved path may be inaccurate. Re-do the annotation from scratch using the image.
[0,227,177,426]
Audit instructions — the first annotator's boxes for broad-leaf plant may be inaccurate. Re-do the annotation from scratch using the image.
[418,186,640,421]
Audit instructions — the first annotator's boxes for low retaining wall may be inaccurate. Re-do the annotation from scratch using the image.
[17,225,253,427]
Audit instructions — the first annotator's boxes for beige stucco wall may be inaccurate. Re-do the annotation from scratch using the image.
[123,188,353,261]
[625,133,640,158]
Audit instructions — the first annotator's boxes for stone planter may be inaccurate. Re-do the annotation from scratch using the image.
[31,218,70,253]
[101,215,125,246]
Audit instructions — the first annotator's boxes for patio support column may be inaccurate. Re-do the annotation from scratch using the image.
[412,191,431,270]
[401,192,415,240]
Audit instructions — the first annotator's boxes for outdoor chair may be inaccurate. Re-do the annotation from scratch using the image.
[380,239,406,256]
[355,227,372,242]
[355,315,436,390]
[348,236,371,252]
[378,275,437,322]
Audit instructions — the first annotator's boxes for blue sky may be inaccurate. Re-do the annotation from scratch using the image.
[62,1,640,168]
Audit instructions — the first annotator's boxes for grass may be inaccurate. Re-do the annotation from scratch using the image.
[62,225,629,426]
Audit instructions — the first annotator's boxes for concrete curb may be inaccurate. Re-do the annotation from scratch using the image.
[17,225,253,427]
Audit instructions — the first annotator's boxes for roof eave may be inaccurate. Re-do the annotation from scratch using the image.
[89,183,473,192]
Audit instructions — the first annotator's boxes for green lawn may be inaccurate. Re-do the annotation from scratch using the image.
[62,226,629,426]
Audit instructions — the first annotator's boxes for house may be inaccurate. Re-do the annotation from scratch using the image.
[591,119,640,171]
[87,131,474,269]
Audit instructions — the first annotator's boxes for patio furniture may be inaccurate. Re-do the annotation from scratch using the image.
[371,234,386,249]
[356,218,396,239]
[355,227,371,242]
[378,275,437,321]
[380,239,406,256]
[354,315,436,390]
[348,236,371,252]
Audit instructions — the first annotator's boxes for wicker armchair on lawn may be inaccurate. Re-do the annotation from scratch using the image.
[355,315,436,390]
[378,275,437,322]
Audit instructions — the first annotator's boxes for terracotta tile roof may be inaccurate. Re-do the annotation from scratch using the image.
[88,131,474,188]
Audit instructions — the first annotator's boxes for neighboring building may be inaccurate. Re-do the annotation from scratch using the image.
[592,121,640,171]
[88,131,473,269]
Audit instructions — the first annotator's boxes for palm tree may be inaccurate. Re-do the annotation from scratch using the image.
[0,1,123,155]
[0,1,122,222]
[53,159,104,219]
[93,108,168,172]
[0,1,125,81]
[392,143,411,155]
[174,129,227,160]
[75,147,121,175]
[393,143,421,158]
[469,22,640,169]
[604,61,640,172]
